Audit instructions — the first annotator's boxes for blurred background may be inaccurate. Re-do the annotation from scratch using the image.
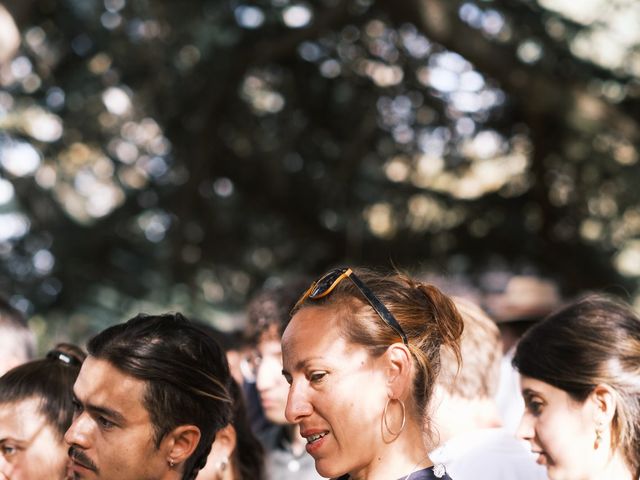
[1,0,639,348]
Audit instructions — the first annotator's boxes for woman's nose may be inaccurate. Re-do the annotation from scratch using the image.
[515,412,535,441]
[285,381,313,424]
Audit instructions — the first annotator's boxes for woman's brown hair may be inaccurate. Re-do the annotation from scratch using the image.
[513,293,640,477]
[293,267,464,431]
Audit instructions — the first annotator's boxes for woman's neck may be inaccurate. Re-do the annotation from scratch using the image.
[348,420,432,480]
[594,451,634,480]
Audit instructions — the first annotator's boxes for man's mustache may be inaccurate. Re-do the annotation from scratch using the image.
[68,446,98,472]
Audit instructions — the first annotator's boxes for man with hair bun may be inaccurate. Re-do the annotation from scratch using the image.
[64,312,234,480]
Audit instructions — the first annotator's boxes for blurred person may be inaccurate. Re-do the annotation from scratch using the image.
[282,267,463,480]
[429,298,547,480]
[484,275,561,432]
[244,278,322,480]
[0,296,36,376]
[0,343,85,479]
[198,380,265,480]
[64,313,234,480]
[193,322,249,387]
[513,294,640,480]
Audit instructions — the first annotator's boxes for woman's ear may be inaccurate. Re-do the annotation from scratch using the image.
[590,383,617,426]
[210,423,237,459]
[384,343,413,399]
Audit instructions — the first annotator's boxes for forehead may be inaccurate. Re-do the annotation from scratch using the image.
[74,356,150,420]
[282,306,367,368]
[0,397,49,439]
[520,376,568,400]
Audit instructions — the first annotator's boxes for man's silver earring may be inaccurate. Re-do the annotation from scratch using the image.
[168,458,175,468]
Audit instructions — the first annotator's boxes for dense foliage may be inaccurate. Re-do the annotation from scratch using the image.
[1,0,639,340]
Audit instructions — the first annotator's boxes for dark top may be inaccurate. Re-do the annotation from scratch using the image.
[336,465,452,480]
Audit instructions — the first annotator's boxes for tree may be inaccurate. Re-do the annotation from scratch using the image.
[0,0,638,341]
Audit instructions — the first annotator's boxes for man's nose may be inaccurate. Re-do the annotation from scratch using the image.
[64,412,92,448]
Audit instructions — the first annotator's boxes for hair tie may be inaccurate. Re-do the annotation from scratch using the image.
[47,349,82,367]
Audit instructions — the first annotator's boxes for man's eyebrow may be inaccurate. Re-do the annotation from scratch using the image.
[521,388,540,399]
[73,392,126,424]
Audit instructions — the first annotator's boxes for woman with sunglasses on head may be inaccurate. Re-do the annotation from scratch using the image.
[281,267,464,480]
[0,343,85,480]
[513,294,640,480]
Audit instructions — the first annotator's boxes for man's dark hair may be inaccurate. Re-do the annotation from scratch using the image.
[0,343,85,437]
[245,277,311,344]
[87,313,233,480]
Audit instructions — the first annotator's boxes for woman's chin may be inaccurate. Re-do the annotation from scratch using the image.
[315,459,343,479]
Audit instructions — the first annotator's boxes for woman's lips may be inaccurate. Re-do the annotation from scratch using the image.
[302,429,330,455]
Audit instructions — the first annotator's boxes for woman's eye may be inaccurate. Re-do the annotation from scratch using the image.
[527,400,543,416]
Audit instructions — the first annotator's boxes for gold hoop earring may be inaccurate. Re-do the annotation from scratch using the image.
[383,398,406,436]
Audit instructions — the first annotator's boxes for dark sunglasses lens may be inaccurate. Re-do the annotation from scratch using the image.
[309,269,345,299]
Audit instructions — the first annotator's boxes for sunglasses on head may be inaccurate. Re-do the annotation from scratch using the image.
[296,267,408,346]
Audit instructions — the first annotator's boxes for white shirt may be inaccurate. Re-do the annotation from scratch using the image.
[495,346,526,434]
[430,428,548,480]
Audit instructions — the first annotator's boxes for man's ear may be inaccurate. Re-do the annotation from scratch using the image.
[164,424,202,466]
[384,343,413,399]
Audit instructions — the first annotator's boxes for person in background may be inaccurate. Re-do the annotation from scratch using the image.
[198,380,265,480]
[194,323,265,480]
[244,278,322,480]
[514,294,640,480]
[282,267,463,480]
[64,313,234,480]
[429,298,547,480]
[0,343,85,480]
[483,275,561,432]
[0,296,36,376]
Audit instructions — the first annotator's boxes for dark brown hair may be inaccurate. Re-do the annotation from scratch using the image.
[0,343,86,438]
[294,267,464,429]
[245,277,312,344]
[513,294,640,477]
[227,380,265,480]
[88,313,233,480]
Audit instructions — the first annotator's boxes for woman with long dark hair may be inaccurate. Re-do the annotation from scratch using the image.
[198,380,264,480]
[513,294,640,480]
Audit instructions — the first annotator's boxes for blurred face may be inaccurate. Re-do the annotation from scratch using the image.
[517,376,597,480]
[282,306,389,479]
[0,398,69,480]
[64,356,174,480]
[255,339,289,424]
